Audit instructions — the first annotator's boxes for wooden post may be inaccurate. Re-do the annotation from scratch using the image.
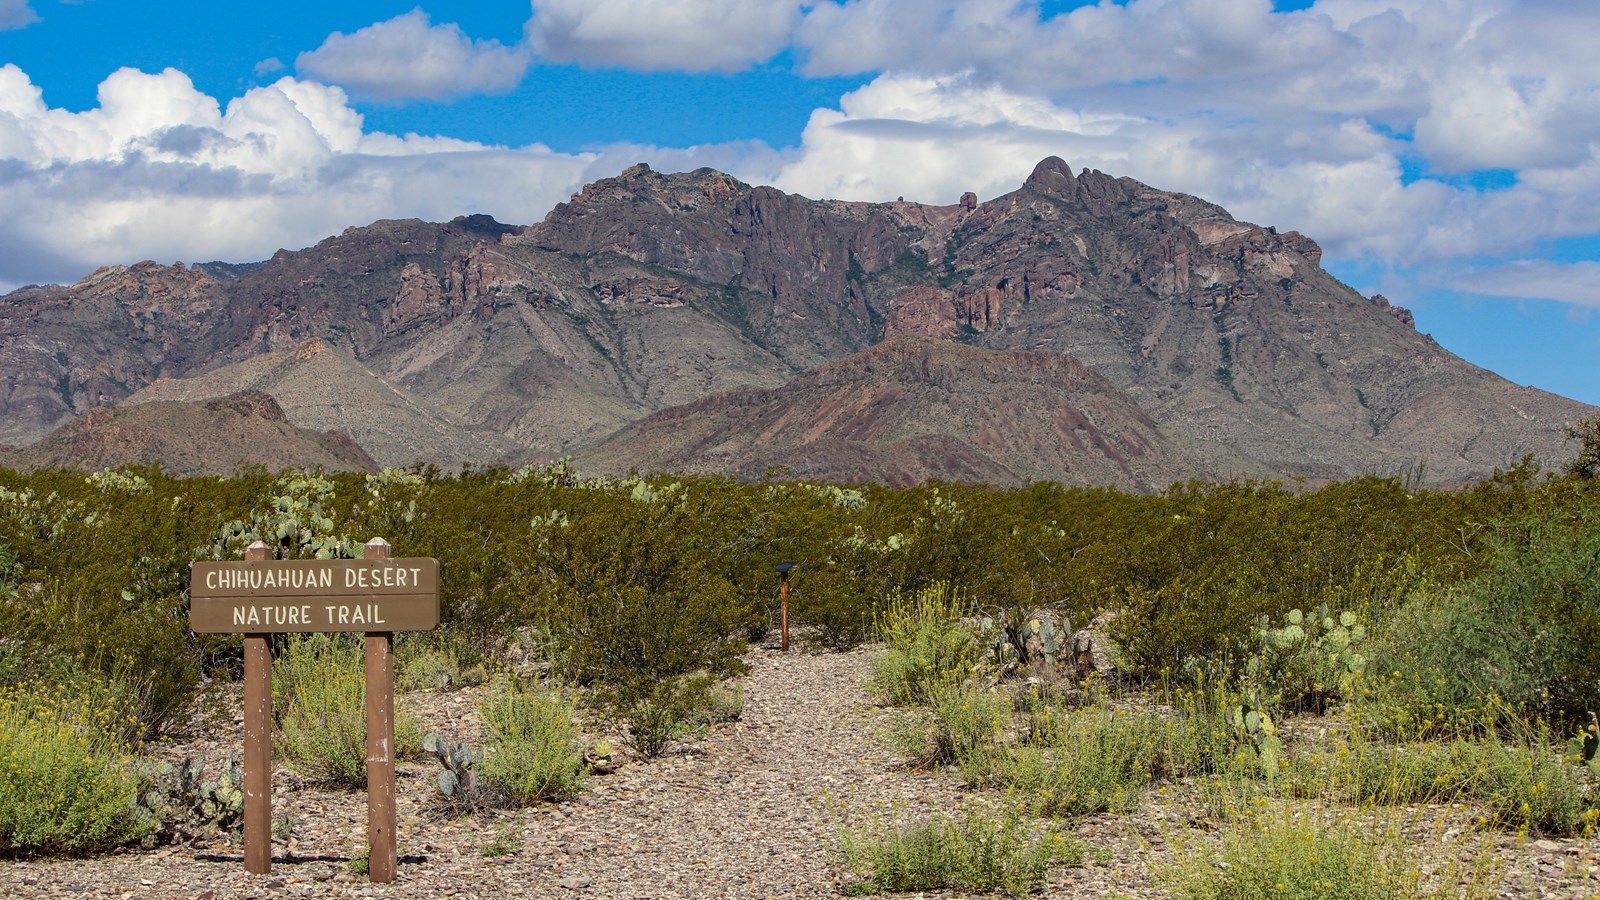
[241,540,273,875]
[364,537,398,884]
[780,569,790,653]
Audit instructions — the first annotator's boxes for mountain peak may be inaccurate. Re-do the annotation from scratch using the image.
[1022,156,1078,197]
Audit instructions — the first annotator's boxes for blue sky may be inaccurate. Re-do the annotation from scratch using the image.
[1,0,1597,406]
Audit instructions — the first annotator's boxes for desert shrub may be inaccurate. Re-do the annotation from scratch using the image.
[274,635,421,788]
[1289,726,1596,837]
[0,681,151,855]
[869,583,987,706]
[478,680,586,804]
[889,680,1008,771]
[1159,800,1499,900]
[835,800,1083,896]
[623,672,732,758]
[985,706,1167,817]
[527,490,757,717]
[396,630,488,693]
[1364,497,1600,730]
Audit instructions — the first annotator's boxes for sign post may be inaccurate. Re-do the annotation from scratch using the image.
[241,541,272,875]
[364,538,398,884]
[191,541,438,884]
[772,562,798,652]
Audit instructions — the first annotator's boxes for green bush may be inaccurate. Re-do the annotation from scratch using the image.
[1365,498,1600,730]
[528,491,757,717]
[396,630,488,692]
[274,635,421,788]
[835,800,1082,896]
[869,583,987,706]
[0,682,152,855]
[478,681,586,804]
[623,673,727,758]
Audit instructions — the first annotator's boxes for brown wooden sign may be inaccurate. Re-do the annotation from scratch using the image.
[190,558,439,633]
[189,541,434,884]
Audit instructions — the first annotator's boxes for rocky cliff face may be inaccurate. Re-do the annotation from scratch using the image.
[0,159,1590,486]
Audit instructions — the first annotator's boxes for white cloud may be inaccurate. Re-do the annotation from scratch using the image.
[731,70,1600,272]
[794,0,1600,177]
[1451,260,1600,309]
[526,0,802,72]
[0,0,37,30]
[0,65,595,288]
[295,9,531,101]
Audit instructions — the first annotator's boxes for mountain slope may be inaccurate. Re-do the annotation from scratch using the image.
[574,336,1203,488]
[127,339,516,468]
[0,391,376,476]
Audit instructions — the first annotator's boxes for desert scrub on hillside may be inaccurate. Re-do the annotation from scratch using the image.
[274,635,421,788]
[0,680,152,855]
[870,582,988,705]
[834,799,1083,896]
[478,679,587,804]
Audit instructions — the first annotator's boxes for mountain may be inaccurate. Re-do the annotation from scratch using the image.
[0,159,1591,486]
[574,336,1202,489]
[126,339,517,468]
[0,391,376,477]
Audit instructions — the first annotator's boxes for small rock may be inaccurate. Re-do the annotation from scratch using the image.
[556,876,592,889]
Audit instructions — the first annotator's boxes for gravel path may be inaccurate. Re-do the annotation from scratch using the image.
[0,645,1596,899]
[0,647,980,899]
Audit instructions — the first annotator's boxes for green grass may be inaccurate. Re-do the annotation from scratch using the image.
[275,635,421,788]
[1159,802,1499,900]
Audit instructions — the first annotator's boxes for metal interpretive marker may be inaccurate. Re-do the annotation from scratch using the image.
[190,540,437,884]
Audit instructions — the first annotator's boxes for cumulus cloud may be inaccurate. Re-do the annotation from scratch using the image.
[794,0,1600,178]
[0,0,37,30]
[739,70,1600,274]
[526,0,802,72]
[296,9,531,101]
[0,64,594,288]
[1451,260,1600,309]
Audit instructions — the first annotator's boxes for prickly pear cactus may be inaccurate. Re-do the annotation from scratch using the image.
[134,751,248,846]
[980,607,1070,681]
[1250,604,1367,714]
[423,732,485,805]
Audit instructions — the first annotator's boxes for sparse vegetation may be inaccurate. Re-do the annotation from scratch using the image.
[834,800,1084,896]
[274,634,421,788]
[0,457,1594,882]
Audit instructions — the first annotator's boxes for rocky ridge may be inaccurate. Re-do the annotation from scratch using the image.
[0,159,1592,486]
